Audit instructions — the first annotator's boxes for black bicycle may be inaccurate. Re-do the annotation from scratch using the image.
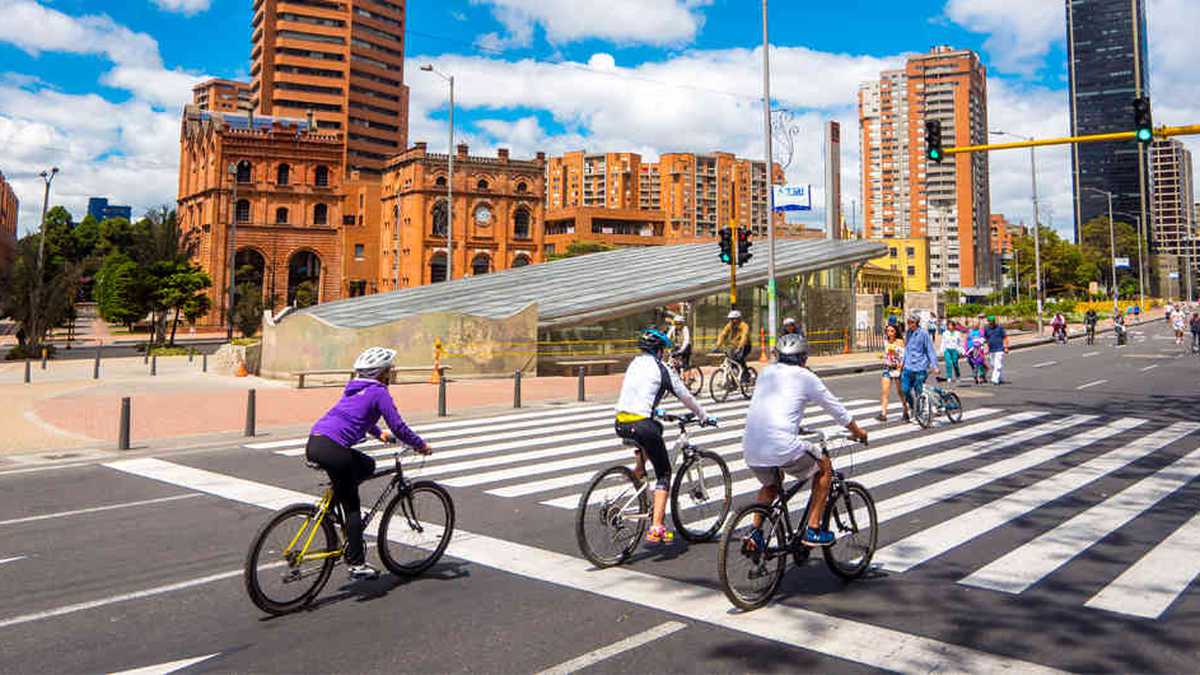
[717,430,876,611]
[244,447,455,615]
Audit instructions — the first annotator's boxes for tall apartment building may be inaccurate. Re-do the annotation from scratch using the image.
[250,0,410,177]
[0,170,17,263]
[192,78,253,112]
[1066,0,1150,241]
[1149,139,1195,260]
[859,46,992,290]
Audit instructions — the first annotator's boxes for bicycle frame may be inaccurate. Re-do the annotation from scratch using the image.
[612,422,701,520]
[757,441,860,558]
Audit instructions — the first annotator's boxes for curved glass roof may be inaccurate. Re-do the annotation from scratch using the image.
[297,238,887,329]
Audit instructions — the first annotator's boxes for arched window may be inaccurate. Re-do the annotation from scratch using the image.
[234,248,267,313]
[313,203,328,225]
[476,178,489,190]
[471,253,491,276]
[431,200,448,237]
[235,160,252,184]
[315,165,330,187]
[435,176,447,187]
[512,255,531,268]
[275,207,289,224]
[287,251,321,307]
[514,207,531,239]
[235,199,251,223]
[429,252,447,283]
[516,181,528,193]
[276,164,290,185]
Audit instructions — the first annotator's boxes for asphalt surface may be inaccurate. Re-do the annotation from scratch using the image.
[1,320,1198,674]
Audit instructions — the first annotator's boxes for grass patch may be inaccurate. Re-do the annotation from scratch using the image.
[148,346,194,357]
[231,337,261,347]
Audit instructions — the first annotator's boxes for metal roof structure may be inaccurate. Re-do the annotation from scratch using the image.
[297,238,887,329]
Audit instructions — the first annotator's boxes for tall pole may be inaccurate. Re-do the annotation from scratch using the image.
[1107,192,1117,313]
[447,75,455,282]
[1136,215,1145,309]
[1029,146,1044,335]
[760,0,777,346]
[31,168,58,349]
[227,163,238,342]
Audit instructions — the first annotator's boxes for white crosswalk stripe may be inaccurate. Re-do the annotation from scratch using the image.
[1085,511,1200,619]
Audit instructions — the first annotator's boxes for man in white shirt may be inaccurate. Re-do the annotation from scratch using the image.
[742,333,868,547]
[666,314,692,368]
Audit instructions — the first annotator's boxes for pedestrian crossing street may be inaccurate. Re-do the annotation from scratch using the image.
[245,397,1200,622]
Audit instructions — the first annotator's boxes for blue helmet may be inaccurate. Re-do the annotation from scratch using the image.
[638,328,673,353]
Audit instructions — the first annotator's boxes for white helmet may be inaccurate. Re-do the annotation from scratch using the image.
[782,317,796,327]
[672,314,686,324]
[353,346,396,374]
[728,310,742,320]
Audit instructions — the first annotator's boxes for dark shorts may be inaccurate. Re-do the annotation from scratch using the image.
[615,418,671,490]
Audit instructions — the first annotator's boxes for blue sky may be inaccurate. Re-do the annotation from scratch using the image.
[0,0,1195,237]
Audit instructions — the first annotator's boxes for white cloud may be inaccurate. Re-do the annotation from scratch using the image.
[943,0,1063,75]
[150,0,211,15]
[470,0,712,49]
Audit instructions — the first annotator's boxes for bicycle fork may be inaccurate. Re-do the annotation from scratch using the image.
[286,490,340,567]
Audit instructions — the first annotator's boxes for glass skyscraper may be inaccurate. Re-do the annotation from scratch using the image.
[1065,0,1150,242]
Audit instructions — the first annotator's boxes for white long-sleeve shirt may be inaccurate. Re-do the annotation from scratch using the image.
[615,353,705,419]
[667,325,691,352]
[742,363,852,467]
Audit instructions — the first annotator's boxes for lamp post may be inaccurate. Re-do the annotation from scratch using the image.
[227,162,238,342]
[420,64,455,282]
[991,131,1043,334]
[1084,187,1118,313]
[30,167,59,350]
[1113,210,1146,311]
[760,0,778,347]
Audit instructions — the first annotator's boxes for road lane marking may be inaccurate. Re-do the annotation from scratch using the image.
[101,459,1061,674]
[1076,380,1107,390]
[1085,511,1200,619]
[875,421,1191,574]
[1082,352,1100,358]
[0,494,202,527]
[0,556,27,566]
[1032,361,1057,368]
[1141,364,1159,372]
[535,621,686,675]
[961,442,1200,594]
[109,653,220,675]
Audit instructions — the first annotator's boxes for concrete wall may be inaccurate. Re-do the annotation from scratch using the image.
[260,303,538,380]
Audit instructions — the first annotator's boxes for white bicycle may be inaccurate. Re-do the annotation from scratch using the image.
[708,350,757,403]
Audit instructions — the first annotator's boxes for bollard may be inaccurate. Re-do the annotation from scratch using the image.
[244,389,256,437]
[513,370,522,408]
[118,397,131,450]
[151,354,157,376]
[143,344,149,364]
[577,366,586,402]
[24,359,31,384]
[188,347,195,363]
[437,369,447,417]
[93,345,101,380]
[41,347,47,370]
[202,352,208,373]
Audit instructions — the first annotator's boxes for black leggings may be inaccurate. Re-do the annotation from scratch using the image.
[615,419,670,489]
[306,434,377,565]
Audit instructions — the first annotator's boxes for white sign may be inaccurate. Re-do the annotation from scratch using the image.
[1114,257,1131,269]
[773,184,812,212]
[1168,271,1180,279]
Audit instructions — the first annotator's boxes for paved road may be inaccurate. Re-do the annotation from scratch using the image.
[0,322,1197,673]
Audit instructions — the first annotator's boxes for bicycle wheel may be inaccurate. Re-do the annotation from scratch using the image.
[682,366,704,396]
[718,503,786,611]
[709,368,731,403]
[576,465,648,568]
[670,450,732,542]
[943,391,963,424]
[244,503,338,615]
[377,481,455,576]
[739,366,758,400]
[822,481,878,580]
[914,391,934,428]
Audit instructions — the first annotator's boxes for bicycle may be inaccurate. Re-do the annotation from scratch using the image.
[1085,323,1097,345]
[668,352,704,396]
[708,350,757,403]
[717,429,876,611]
[913,376,963,428]
[244,446,455,615]
[1053,325,1068,345]
[575,412,732,567]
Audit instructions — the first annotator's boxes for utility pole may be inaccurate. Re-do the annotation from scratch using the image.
[760,0,777,345]
[31,167,58,350]
[1114,210,1146,310]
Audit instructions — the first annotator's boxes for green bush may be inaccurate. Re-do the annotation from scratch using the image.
[4,344,58,361]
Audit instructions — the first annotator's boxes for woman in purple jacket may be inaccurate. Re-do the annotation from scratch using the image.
[307,346,432,580]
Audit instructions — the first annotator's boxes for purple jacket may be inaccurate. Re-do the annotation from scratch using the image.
[310,379,424,449]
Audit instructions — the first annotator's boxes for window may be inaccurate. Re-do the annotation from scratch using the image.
[431,200,448,237]
[315,165,330,187]
[906,246,915,256]
[275,207,288,224]
[889,247,897,257]
[512,255,531,268]
[477,178,489,190]
[354,243,365,259]
[348,280,367,297]
[313,203,328,225]
[235,199,251,223]
[516,181,527,193]
[435,176,447,187]
[907,265,916,276]
[471,254,491,276]
[513,207,531,239]
[276,164,290,185]
[236,160,252,184]
[429,253,447,283]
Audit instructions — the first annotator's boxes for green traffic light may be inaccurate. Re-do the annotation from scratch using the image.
[929,149,942,161]
[1136,128,1153,142]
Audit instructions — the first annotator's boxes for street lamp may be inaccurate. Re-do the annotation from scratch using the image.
[1113,210,1146,311]
[1084,187,1119,314]
[991,131,1044,334]
[227,162,238,342]
[420,63,455,283]
[30,167,59,350]
[760,0,778,346]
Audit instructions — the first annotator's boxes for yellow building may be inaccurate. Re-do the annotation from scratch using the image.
[867,237,929,292]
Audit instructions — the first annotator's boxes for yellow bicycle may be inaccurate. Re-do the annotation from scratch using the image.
[243,448,455,615]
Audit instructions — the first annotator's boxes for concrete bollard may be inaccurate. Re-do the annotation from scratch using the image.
[143,344,149,364]
[41,347,47,370]
[93,345,101,380]
[513,370,522,408]
[188,347,194,363]
[202,352,208,373]
[150,354,157,376]
[577,366,586,402]
[245,389,256,437]
[437,370,447,417]
[118,397,131,450]
[24,359,31,384]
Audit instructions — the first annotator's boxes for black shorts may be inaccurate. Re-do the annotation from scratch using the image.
[615,418,670,489]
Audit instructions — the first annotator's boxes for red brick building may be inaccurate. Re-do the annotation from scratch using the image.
[0,170,17,265]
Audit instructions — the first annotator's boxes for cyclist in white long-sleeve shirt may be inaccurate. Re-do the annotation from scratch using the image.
[615,328,713,544]
[741,333,868,548]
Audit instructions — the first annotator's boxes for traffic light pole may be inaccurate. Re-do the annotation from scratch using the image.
[729,229,738,306]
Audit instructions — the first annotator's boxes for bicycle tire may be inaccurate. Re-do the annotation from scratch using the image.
[709,368,731,403]
[575,465,648,568]
[377,481,456,576]
[670,450,732,542]
[822,481,878,580]
[944,391,963,424]
[740,366,757,400]
[718,503,786,611]
[683,366,704,396]
[914,391,934,428]
[244,503,338,615]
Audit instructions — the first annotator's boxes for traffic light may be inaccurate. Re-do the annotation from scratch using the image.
[925,119,944,163]
[1133,96,1153,144]
[736,227,753,267]
[718,227,732,265]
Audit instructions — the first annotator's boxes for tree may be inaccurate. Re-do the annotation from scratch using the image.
[233,282,264,338]
[94,253,150,329]
[1079,216,1141,296]
[546,240,616,261]
[152,261,212,345]
[293,280,318,309]
[0,235,80,350]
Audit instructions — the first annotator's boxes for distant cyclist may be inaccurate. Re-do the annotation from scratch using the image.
[715,309,752,381]
[741,333,868,550]
[1084,308,1099,343]
[615,329,713,544]
[1190,311,1200,353]
[667,314,692,369]
[1051,312,1067,343]
[307,347,432,580]
[1172,308,1186,346]
[781,317,800,336]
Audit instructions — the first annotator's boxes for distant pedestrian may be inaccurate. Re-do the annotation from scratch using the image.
[941,320,964,382]
[901,314,939,422]
[984,316,1010,385]
[879,323,905,422]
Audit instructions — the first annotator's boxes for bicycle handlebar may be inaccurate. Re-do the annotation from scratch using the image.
[654,410,718,428]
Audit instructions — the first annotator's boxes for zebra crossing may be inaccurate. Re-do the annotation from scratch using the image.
[246,396,1200,622]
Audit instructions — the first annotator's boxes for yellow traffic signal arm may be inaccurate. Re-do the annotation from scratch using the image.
[944,124,1200,155]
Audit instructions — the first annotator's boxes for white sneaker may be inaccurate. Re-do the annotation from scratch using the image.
[348,563,380,580]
